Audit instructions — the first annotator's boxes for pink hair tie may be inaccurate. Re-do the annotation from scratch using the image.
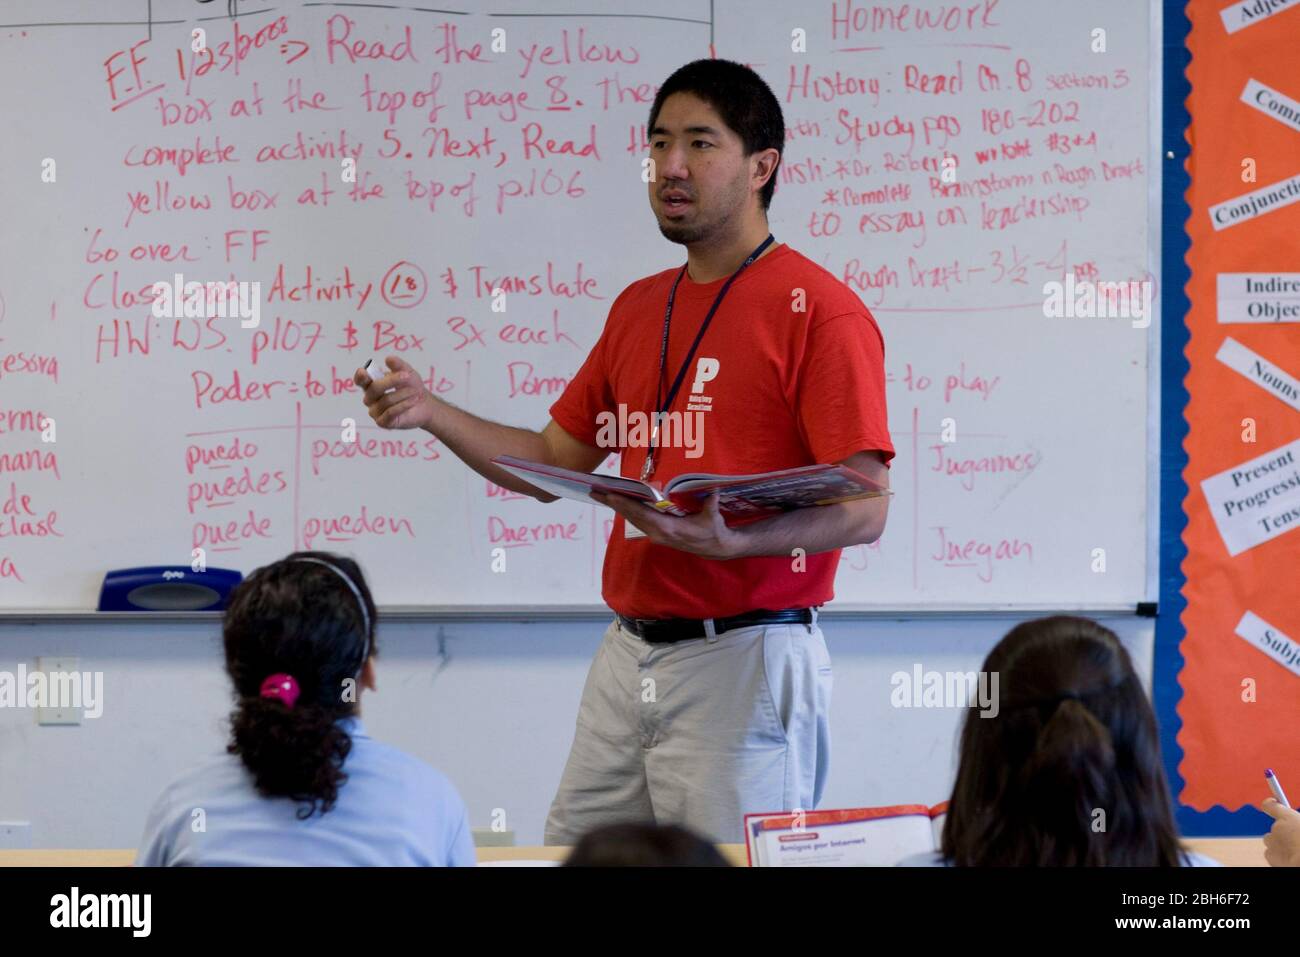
[260,673,300,709]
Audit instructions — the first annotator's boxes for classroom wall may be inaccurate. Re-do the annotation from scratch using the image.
[0,616,1153,849]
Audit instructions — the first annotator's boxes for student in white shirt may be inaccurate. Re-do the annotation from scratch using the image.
[138,551,475,867]
[897,616,1218,867]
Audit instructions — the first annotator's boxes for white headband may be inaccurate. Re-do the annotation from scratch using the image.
[289,558,372,654]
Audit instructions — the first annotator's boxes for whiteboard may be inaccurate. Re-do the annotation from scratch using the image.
[0,0,1156,610]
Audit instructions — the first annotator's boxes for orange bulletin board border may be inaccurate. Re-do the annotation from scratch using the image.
[1157,0,1300,836]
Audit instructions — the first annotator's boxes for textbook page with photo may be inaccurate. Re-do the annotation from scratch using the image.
[745,804,948,867]
[491,455,892,522]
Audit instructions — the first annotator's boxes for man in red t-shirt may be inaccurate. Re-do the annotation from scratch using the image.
[357,60,893,845]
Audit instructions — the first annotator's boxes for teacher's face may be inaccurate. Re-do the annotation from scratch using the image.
[648,92,751,247]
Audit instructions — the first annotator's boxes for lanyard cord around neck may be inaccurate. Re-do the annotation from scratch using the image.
[642,234,775,481]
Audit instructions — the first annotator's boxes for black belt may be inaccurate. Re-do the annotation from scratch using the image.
[616,607,815,644]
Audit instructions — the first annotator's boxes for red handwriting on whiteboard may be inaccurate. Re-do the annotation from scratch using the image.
[192,369,288,409]
[486,481,528,501]
[227,176,279,211]
[175,15,291,82]
[0,354,59,383]
[930,525,1032,583]
[0,483,61,539]
[362,73,446,124]
[597,73,656,109]
[188,468,288,514]
[326,15,416,65]
[497,311,579,349]
[172,316,230,354]
[283,79,338,114]
[90,225,201,261]
[830,0,1001,40]
[468,262,604,300]
[434,23,489,65]
[943,363,1001,402]
[96,319,151,361]
[515,30,640,80]
[446,317,486,351]
[104,40,162,112]
[487,516,580,547]
[155,95,214,128]
[0,556,25,582]
[506,362,569,398]
[266,264,374,309]
[190,364,454,408]
[496,167,585,214]
[123,137,239,177]
[250,319,323,364]
[372,321,426,352]
[785,65,882,107]
[192,509,274,551]
[380,261,428,308]
[403,170,480,216]
[841,259,900,305]
[185,437,259,475]
[928,444,1040,491]
[302,506,415,548]
[309,437,440,476]
[422,126,499,162]
[521,123,600,160]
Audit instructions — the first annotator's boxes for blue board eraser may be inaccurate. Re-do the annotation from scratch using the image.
[97,566,243,611]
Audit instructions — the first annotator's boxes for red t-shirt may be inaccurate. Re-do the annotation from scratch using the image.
[549,242,894,619]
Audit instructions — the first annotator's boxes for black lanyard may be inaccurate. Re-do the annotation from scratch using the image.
[642,234,775,481]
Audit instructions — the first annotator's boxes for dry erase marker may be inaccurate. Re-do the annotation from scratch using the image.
[1266,769,1290,807]
[363,358,397,394]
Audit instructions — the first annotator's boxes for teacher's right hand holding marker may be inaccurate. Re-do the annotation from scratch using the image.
[1261,769,1300,867]
[354,355,435,431]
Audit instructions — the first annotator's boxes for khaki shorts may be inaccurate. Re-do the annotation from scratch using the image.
[544,612,832,846]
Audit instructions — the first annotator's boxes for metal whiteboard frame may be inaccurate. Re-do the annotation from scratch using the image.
[0,0,1163,618]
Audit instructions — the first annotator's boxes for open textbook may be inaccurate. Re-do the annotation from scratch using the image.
[745,804,949,867]
[491,455,891,522]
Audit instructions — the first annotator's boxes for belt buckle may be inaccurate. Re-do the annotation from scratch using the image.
[632,617,650,639]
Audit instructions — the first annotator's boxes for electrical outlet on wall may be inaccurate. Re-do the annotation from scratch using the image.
[36,656,81,726]
[0,822,33,849]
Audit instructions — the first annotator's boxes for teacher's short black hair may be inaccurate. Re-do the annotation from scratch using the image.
[648,59,785,211]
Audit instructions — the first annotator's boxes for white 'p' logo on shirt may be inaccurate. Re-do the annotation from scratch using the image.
[691,357,720,394]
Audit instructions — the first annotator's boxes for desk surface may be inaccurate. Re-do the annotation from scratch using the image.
[0,838,1268,868]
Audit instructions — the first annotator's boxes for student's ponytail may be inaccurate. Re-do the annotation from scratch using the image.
[229,680,354,819]
[222,552,377,819]
[1013,695,1116,865]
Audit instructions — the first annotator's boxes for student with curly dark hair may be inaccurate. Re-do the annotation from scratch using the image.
[137,552,474,866]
